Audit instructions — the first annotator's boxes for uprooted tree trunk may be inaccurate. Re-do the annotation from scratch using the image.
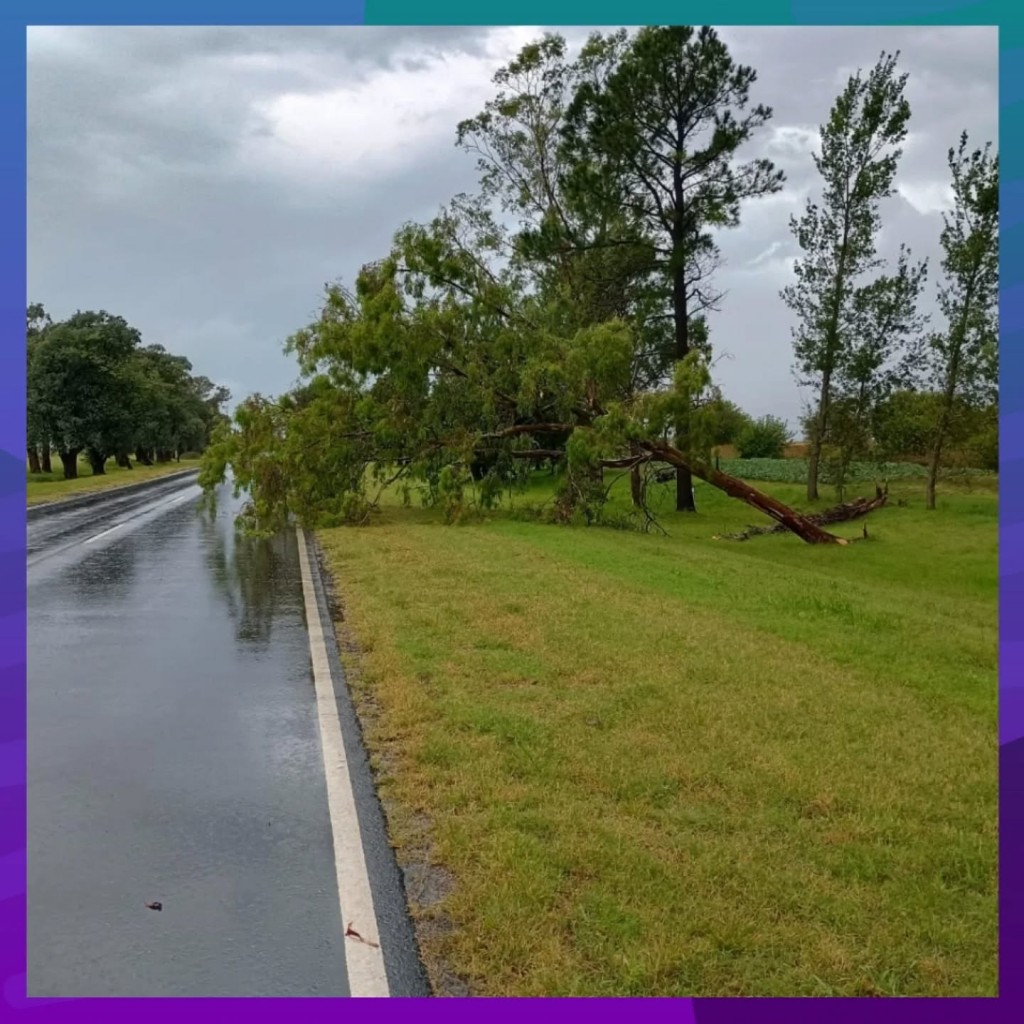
[480,422,849,545]
[716,488,889,541]
[636,441,849,545]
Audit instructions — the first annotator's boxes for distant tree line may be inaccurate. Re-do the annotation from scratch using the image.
[27,304,231,479]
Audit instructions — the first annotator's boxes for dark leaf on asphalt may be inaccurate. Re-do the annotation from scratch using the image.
[345,922,380,948]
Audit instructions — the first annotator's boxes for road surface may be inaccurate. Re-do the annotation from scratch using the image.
[27,477,426,997]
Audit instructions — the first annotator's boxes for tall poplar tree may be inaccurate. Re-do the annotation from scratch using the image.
[925,132,998,509]
[782,51,911,501]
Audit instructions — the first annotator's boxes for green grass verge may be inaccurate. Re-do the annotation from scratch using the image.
[317,472,996,997]
[27,458,201,505]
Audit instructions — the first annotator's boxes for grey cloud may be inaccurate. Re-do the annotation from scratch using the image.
[28,24,998,429]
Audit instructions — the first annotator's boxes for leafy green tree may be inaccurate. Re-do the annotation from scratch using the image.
[456,33,668,500]
[736,415,792,459]
[129,345,208,463]
[203,226,845,546]
[26,307,228,478]
[782,51,912,501]
[28,310,142,478]
[706,398,753,447]
[562,25,784,511]
[202,32,854,546]
[924,133,998,508]
[872,389,941,460]
[27,303,53,473]
[825,247,928,497]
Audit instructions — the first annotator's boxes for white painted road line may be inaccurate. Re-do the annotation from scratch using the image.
[82,491,196,545]
[83,522,127,544]
[296,528,391,999]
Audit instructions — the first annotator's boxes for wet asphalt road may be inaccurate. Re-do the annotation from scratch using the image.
[27,480,422,997]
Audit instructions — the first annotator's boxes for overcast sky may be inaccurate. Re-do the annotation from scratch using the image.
[26,25,998,430]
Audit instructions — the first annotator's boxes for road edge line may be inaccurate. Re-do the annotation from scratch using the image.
[27,468,200,520]
[297,526,391,999]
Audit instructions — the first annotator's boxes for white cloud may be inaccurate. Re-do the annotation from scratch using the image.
[897,180,954,216]
[27,25,998,428]
[235,27,540,186]
[26,25,92,57]
[764,124,821,161]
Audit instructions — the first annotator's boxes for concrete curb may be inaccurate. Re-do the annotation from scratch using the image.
[301,529,431,998]
[27,468,200,521]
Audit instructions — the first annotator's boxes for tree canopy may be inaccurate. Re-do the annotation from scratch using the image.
[201,27,997,540]
[27,304,231,478]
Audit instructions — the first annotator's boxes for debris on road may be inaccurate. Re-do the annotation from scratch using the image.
[345,922,380,948]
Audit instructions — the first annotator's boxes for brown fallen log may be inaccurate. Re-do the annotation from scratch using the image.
[639,440,848,545]
[715,489,889,541]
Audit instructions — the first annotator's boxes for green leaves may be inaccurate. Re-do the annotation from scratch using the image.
[929,133,999,405]
[781,51,918,499]
[27,305,229,475]
[736,417,792,460]
[920,132,998,504]
[207,29,985,540]
[28,310,142,457]
[785,51,913,384]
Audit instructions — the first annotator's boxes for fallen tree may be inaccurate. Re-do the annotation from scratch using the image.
[202,229,852,546]
[714,487,889,541]
[638,442,848,544]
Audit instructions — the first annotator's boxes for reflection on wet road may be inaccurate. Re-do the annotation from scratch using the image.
[27,484,351,997]
[27,472,201,562]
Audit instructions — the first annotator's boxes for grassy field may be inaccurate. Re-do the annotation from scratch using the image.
[26,458,201,505]
[316,471,997,997]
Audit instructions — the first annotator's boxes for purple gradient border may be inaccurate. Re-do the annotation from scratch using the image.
[4,1,1014,1020]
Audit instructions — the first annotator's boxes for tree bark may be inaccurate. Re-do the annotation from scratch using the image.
[719,489,887,540]
[59,449,81,480]
[928,293,972,511]
[135,446,154,466]
[672,268,696,512]
[86,449,107,475]
[41,446,52,473]
[116,450,133,469]
[671,190,696,513]
[640,441,847,545]
[807,367,831,503]
[27,447,41,474]
[630,464,643,507]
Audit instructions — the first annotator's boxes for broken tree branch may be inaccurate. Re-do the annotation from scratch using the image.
[639,440,849,545]
[715,488,889,541]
